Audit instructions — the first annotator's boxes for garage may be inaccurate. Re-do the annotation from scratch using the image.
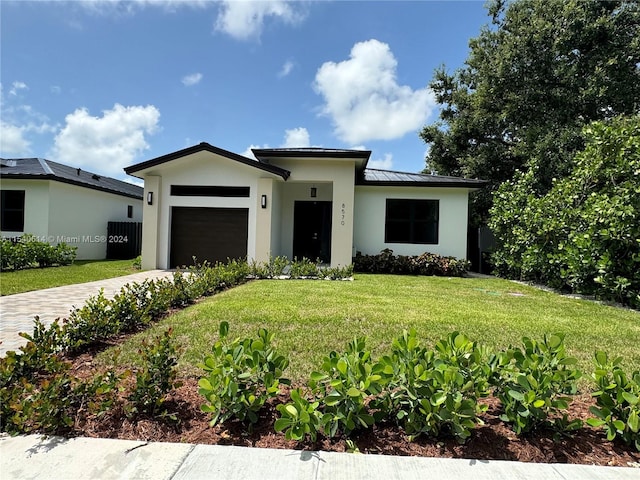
[170,207,248,268]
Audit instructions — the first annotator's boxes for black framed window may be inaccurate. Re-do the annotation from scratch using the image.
[385,199,439,244]
[127,205,133,218]
[1,190,26,232]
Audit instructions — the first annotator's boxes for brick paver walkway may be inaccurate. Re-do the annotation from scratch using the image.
[0,270,174,356]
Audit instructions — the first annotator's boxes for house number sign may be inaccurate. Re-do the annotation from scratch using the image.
[341,203,346,226]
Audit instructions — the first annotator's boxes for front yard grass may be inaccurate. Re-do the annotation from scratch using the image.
[100,274,640,386]
[0,259,139,295]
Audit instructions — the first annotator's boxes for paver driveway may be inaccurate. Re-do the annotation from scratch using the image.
[0,270,174,356]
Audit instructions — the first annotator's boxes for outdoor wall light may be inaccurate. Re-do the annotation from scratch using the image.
[310,187,317,198]
[147,192,153,205]
[261,194,267,209]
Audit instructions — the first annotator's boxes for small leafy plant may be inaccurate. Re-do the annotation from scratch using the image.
[127,328,182,417]
[587,351,640,451]
[490,333,582,435]
[375,330,490,442]
[274,388,325,442]
[309,337,386,437]
[198,322,289,426]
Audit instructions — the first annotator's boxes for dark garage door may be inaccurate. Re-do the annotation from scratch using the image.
[170,207,248,268]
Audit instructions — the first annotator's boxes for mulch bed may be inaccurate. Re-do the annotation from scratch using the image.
[65,353,640,469]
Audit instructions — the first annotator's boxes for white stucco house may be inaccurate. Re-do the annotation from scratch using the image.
[124,143,485,270]
[1,158,143,259]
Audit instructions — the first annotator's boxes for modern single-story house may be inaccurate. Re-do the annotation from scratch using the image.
[1,158,143,259]
[124,143,485,270]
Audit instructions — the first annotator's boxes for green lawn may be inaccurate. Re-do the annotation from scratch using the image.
[0,259,139,295]
[100,275,640,381]
[99,274,640,386]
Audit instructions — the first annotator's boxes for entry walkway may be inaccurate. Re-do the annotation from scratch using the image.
[0,269,174,356]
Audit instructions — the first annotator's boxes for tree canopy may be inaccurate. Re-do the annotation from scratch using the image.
[488,116,640,308]
[420,0,640,222]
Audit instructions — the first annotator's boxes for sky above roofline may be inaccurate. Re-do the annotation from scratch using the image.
[1,1,490,185]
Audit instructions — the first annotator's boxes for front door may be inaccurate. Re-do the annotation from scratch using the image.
[293,201,332,263]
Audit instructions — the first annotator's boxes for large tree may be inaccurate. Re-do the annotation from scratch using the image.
[420,0,640,223]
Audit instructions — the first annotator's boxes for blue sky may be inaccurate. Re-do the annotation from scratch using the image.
[1,1,490,183]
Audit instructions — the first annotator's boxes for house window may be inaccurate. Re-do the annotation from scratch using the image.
[127,205,133,218]
[170,185,250,197]
[385,199,439,244]
[1,190,26,232]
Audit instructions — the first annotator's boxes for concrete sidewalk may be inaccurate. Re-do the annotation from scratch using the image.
[0,270,174,356]
[1,435,637,480]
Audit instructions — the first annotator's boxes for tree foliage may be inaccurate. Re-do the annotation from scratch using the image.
[420,0,640,222]
[489,116,640,309]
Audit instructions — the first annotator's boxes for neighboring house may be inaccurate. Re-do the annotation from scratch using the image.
[0,158,143,259]
[124,143,485,270]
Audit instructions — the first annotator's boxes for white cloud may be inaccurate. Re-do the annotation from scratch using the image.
[0,82,58,156]
[214,0,306,41]
[50,103,160,177]
[9,81,28,96]
[0,122,31,155]
[281,127,310,147]
[181,72,203,86]
[241,126,316,159]
[314,39,436,144]
[240,144,265,159]
[278,60,294,78]
[50,85,62,95]
[368,153,393,170]
[75,0,207,16]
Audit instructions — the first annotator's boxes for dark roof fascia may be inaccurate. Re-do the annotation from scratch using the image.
[0,174,143,200]
[252,148,372,163]
[357,180,487,188]
[356,171,487,189]
[124,142,291,180]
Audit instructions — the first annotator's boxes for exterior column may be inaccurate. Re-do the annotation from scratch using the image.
[141,175,161,270]
[255,177,273,264]
[330,165,355,267]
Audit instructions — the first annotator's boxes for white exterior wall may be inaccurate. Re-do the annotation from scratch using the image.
[269,182,283,259]
[148,151,276,269]
[48,181,143,259]
[141,175,161,270]
[353,186,470,260]
[1,179,142,260]
[0,179,50,239]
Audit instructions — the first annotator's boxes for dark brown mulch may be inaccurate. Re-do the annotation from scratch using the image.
[65,350,640,468]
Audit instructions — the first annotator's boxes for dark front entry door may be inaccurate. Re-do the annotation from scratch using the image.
[293,201,332,263]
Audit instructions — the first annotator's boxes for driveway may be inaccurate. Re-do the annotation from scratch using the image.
[0,270,174,356]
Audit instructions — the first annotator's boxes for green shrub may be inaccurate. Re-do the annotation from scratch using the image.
[110,282,152,332]
[319,264,354,280]
[374,330,490,442]
[0,235,77,271]
[490,116,640,308]
[588,351,640,451]
[274,388,325,442]
[309,337,386,437]
[198,322,289,426]
[127,328,182,417]
[354,249,469,277]
[64,289,115,351]
[289,257,321,278]
[490,333,582,435]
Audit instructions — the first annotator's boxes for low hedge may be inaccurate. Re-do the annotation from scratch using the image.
[354,249,470,277]
[1,235,76,271]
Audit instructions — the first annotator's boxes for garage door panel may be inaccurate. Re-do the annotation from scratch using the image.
[170,207,248,268]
